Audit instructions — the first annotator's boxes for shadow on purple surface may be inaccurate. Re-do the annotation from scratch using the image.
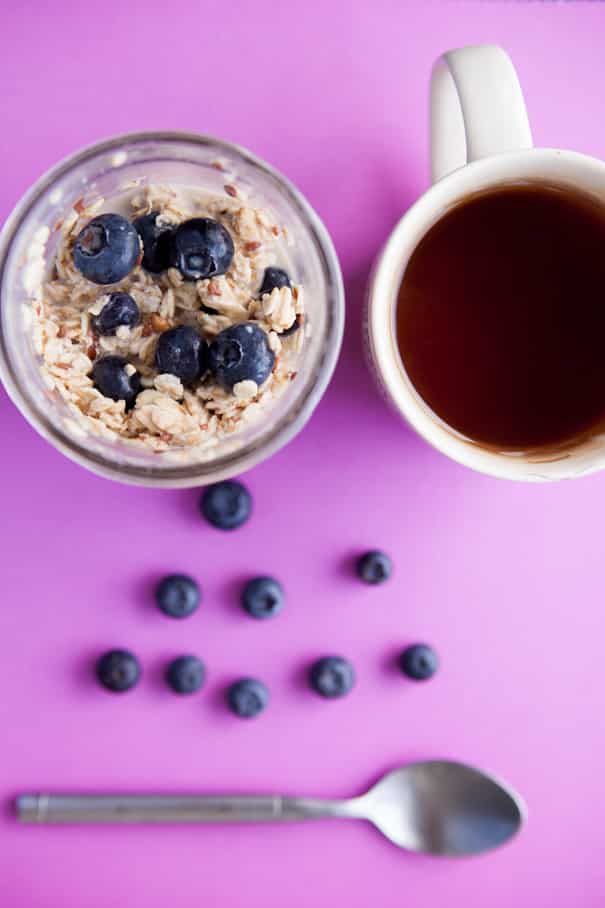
[381,646,406,679]
[72,647,101,695]
[147,654,172,694]
[2,795,17,823]
[173,485,206,522]
[337,550,366,583]
[132,572,164,620]
[335,263,387,407]
[289,660,313,696]
[205,681,234,719]
[303,261,419,450]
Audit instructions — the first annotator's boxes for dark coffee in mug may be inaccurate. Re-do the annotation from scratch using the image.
[396,183,605,449]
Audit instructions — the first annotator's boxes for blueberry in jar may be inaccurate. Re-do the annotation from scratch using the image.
[92,356,141,407]
[171,218,234,281]
[208,323,274,389]
[279,314,302,337]
[155,326,208,385]
[73,213,140,284]
[93,292,140,336]
[133,211,174,274]
[259,266,291,296]
[258,267,299,334]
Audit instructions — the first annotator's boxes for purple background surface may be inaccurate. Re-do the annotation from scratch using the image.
[2,2,605,906]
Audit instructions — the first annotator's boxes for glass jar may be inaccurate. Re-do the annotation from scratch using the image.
[0,132,344,486]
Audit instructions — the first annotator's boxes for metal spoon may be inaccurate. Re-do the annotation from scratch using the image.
[16,759,525,856]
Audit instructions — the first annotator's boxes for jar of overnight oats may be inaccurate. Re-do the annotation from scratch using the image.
[0,132,344,486]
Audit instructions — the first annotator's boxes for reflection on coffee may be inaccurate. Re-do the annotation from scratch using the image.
[396,183,605,449]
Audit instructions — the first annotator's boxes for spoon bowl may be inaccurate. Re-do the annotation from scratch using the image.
[360,760,526,856]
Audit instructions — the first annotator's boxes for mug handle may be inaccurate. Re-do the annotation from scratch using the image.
[430,45,533,183]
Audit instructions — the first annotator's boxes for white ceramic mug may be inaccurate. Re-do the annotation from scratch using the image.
[367,44,605,482]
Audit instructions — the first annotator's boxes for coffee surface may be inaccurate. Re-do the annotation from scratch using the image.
[396,183,605,449]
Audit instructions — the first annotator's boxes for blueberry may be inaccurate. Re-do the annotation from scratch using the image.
[241,576,284,620]
[96,649,141,692]
[92,355,141,407]
[227,678,269,718]
[309,656,355,699]
[208,323,274,390]
[155,326,208,385]
[259,266,291,296]
[93,292,140,336]
[133,211,174,273]
[399,644,439,681]
[166,655,206,694]
[200,480,252,530]
[171,218,234,281]
[279,314,302,337]
[356,550,392,585]
[155,574,200,618]
[73,213,140,284]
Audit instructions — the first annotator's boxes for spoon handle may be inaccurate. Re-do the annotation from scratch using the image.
[16,793,357,825]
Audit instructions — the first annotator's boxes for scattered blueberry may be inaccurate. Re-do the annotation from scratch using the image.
[96,649,141,692]
[166,655,206,694]
[171,218,234,281]
[241,576,284,620]
[73,213,140,284]
[399,644,439,681]
[133,211,174,273]
[227,678,269,718]
[200,480,252,530]
[155,325,208,385]
[310,656,355,699]
[356,550,392,585]
[155,574,200,619]
[208,323,275,389]
[93,292,140,336]
[259,266,291,296]
[92,355,141,407]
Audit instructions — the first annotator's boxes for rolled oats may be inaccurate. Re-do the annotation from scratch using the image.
[30,183,305,459]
